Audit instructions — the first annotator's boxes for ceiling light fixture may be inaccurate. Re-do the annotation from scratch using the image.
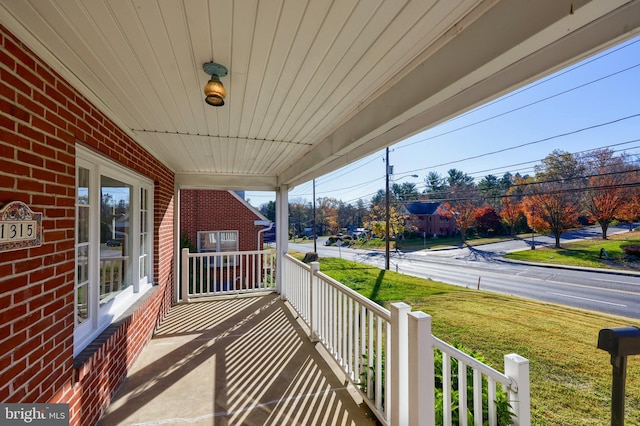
[203,62,228,106]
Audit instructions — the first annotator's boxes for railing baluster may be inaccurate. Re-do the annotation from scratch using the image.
[443,351,452,426]
[473,369,482,426]
[488,377,497,426]
[375,315,383,412]
[367,310,374,401]
[459,360,468,426]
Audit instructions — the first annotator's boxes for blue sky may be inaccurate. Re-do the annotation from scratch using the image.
[246,35,640,208]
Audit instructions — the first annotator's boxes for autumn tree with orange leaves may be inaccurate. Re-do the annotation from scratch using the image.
[500,196,523,236]
[616,166,640,229]
[438,184,482,243]
[521,150,584,248]
[581,149,631,239]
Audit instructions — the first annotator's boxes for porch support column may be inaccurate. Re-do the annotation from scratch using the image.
[173,183,181,303]
[275,184,289,294]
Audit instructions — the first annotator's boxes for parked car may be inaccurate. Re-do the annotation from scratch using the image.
[106,239,122,247]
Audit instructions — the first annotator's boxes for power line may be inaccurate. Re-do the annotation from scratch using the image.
[397,60,640,151]
[398,113,640,176]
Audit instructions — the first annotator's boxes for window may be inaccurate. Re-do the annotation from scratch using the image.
[197,230,238,266]
[74,146,153,356]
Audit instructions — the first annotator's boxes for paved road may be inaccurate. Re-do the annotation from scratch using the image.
[288,225,640,319]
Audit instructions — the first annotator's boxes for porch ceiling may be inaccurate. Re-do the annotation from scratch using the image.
[1,1,639,191]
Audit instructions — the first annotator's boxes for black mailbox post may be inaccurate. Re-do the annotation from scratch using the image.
[597,326,640,426]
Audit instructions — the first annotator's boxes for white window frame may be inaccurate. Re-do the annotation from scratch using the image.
[197,230,238,267]
[74,146,154,356]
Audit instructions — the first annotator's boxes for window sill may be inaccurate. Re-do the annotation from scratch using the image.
[73,285,158,382]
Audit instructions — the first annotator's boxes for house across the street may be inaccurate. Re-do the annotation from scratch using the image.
[401,201,457,237]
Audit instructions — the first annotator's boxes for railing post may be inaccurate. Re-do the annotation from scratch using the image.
[504,353,531,426]
[390,302,411,426]
[309,261,319,341]
[408,311,435,426]
[181,248,189,303]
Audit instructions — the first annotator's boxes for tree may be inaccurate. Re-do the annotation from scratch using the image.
[316,197,339,235]
[336,201,358,229]
[289,199,312,237]
[370,189,386,209]
[478,174,502,208]
[392,181,419,203]
[474,205,503,236]
[259,200,276,222]
[535,149,586,182]
[446,168,474,187]
[521,187,580,248]
[424,171,446,198]
[363,204,406,240]
[500,196,523,236]
[438,200,476,243]
[499,172,514,192]
[522,151,583,248]
[618,185,640,229]
[580,149,630,239]
[614,163,640,230]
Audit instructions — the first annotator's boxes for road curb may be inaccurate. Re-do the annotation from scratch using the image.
[498,257,640,278]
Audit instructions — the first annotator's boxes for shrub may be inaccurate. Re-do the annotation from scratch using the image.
[434,344,514,425]
[622,244,640,257]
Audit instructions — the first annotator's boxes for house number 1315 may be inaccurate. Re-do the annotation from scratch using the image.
[0,221,36,242]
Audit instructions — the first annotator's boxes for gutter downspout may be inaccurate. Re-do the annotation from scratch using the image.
[255,220,273,251]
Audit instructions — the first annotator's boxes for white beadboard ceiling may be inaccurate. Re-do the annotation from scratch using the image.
[1,0,639,191]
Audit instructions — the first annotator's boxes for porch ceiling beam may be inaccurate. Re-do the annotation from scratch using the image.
[175,173,278,191]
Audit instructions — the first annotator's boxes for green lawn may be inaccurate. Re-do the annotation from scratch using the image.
[329,234,514,251]
[504,231,640,271]
[294,254,640,425]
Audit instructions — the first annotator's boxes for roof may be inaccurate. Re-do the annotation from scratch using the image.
[1,1,638,191]
[403,202,442,215]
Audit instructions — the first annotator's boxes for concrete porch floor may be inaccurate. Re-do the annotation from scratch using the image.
[99,293,378,425]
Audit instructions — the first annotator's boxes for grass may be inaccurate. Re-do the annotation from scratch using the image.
[504,231,640,270]
[293,253,640,425]
[320,234,514,251]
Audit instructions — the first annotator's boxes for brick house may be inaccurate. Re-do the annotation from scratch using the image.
[401,201,457,237]
[180,189,270,254]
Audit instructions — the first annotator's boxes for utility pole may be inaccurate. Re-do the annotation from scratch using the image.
[385,147,390,270]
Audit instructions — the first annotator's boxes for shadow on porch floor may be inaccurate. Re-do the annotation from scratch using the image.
[99,293,378,425]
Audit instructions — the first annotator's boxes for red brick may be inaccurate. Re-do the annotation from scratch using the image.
[16,63,43,92]
[0,274,27,293]
[17,149,44,167]
[0,46,16,70]
[0,79,15,101]
[33,139,57,158]
[4,37,36,71]
[0,158,29,176]
[14,257,42,274]
[0,68,30,97]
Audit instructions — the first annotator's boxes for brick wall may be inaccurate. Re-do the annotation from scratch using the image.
[0,24,175,425]
[180,190,264,251]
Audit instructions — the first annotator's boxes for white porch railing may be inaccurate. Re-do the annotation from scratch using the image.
[281,254,530,426]
[181,248,276,300]
[99,255,128,295]
[282,254,392,423]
